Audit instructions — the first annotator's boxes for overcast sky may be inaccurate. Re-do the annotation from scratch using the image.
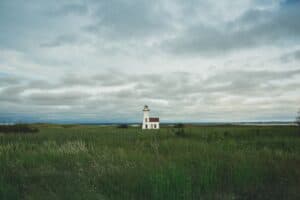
[1,0,300,123]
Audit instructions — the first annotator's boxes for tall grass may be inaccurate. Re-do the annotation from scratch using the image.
[0,125,299,199]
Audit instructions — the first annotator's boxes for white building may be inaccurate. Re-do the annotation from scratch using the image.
[142,105,160,129]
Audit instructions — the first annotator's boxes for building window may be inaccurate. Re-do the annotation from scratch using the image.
[154,124,156,128]
[145,125,148,128]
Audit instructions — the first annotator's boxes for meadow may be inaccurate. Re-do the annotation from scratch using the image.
[0,124,299,200]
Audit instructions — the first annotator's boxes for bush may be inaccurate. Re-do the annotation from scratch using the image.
[296,110,300,134]
[174,123,184,128]
[172,123,188,137]
[224,131,230,137]
[296,111,300,124]
[0,124,39,134]
[117,124,129,129]
[61,124,77,128]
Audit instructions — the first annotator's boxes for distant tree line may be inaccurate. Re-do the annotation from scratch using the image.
[117,124,129,129]
[0,124,38,134]
[173,123,189,137]
[297,110,300,127]
[297,110,300,135]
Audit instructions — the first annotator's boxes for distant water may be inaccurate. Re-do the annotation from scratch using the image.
[236,122,297,126]
[0,122,297,126]
[0,123,15,125]
[83,122,297,126]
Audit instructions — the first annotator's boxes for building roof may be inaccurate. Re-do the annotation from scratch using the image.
[143,105,150,111]
[149,117,159,122]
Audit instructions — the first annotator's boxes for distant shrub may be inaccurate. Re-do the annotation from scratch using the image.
[61,124,77,128]
[0,124,38,134]
[174,123,185,128]
[255,129,260,136]
[117,124,128,129]
[296,110,300,134]
[296,111,300,126]
[173,123,188,137]
[224,131,230,137]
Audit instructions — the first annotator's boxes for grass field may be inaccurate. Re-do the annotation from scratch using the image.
[0,125,300,200]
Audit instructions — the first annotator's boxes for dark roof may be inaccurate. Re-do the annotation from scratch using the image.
[143,105,150,111]
[149,117,159,122]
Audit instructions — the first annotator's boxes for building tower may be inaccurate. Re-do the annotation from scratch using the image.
[142,105,150,129]
[142,105,160,130]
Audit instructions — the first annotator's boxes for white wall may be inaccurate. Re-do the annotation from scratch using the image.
[142,122,159,129]
[142,109,160,129]
[142,110,149,129]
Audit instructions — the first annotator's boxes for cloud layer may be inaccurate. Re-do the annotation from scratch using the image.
[0,0,300,122]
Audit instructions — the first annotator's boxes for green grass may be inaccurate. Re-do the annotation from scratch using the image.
[0,125,300,199]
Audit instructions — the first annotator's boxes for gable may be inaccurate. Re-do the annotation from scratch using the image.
[149,117,159,122]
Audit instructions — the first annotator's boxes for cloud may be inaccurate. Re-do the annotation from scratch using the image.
[0,76,21,86]
[46,3,88,16]
[204,69,300,95]
[1,68,299,122]
[280,49,300,62]
[0,0,91,51]
[40,35,79,48]
[0,0,300,122]
[27,90,89,105]
[83,0,174,40]
[163,2,300,56]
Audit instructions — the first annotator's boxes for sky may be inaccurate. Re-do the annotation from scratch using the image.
[0,0,300,123]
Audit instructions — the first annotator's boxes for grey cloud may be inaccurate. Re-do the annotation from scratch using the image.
[164,4,300,56]
[0,85,26,103]
[1,0,298,55]
[46,3,88,16]
[202,69,300,96]
[62,74,96,86]
[28,91,89,105]
[0,1,60,50]
[1,69,300,122]
[206,69,300,84]
[1,0,300,122]
[0,76,21,86]
[280,49,300,62]
[62,72,130,87]
[0,1,90,51]
[93,73,130,86]
[84,0,173,39]
[0,76,59,104]
[26,80,56,90]
[40,35,79,48]
[60,69,300,101]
